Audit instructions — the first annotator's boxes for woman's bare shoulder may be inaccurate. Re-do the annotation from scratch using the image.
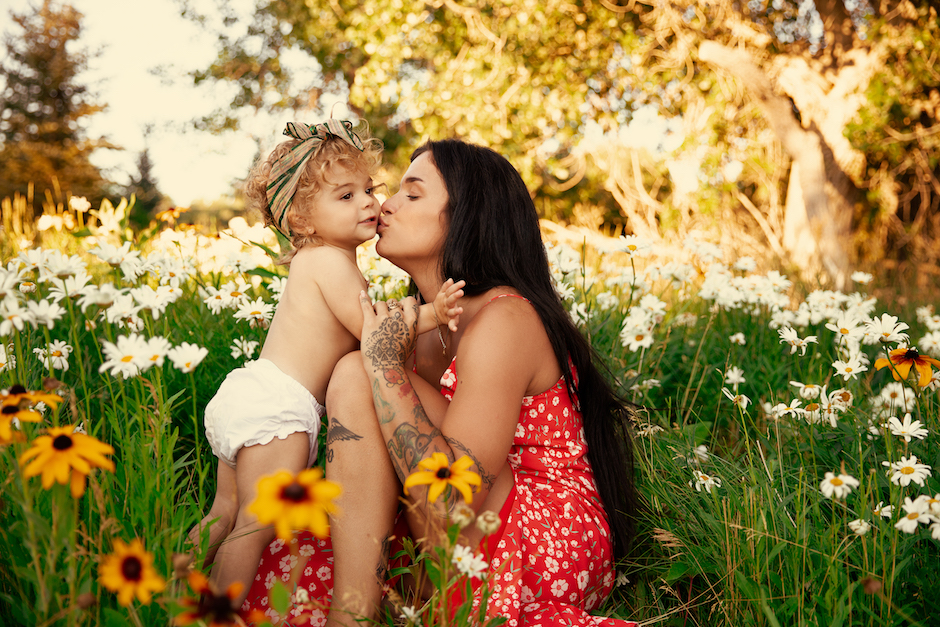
[456,292,558,390]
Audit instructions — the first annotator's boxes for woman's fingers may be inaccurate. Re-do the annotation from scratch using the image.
[360,291,379,317]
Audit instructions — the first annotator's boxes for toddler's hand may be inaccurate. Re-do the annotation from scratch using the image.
[434,279,465,332]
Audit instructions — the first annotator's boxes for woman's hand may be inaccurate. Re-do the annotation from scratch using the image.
[359,291,419,384]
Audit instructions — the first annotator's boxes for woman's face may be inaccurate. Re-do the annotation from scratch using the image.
[376,151,449,275]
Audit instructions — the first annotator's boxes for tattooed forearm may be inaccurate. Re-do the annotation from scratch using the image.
[371,378,396,424]
[325,418,363,463]
[386,423,441,481]
[363,313,412,371]
[444,435,497,489]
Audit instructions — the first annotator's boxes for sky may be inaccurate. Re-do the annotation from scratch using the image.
[0,0,322,207]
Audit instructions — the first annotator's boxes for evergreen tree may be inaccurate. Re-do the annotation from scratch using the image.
[0,0,111,212]
[125,145,165,229]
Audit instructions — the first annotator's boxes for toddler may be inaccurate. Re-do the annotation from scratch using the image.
[188,119,463,605]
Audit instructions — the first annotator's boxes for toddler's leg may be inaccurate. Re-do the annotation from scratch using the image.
[188,460,238,567]
[209,433,310,609]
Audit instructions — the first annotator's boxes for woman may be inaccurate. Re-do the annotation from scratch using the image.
[241,140,638,627]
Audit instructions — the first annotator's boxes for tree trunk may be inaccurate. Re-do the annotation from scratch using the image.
[699,41,852,288]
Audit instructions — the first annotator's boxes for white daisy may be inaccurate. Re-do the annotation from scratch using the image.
[724,366,746,387]
[848,519,871,535]
[167,342,209,373]
[884,413,929,442]
[820,472,859,499]
[689,470,722,493]
[882,455,932,487]
[99,334,151,379]
[895,496,932,534]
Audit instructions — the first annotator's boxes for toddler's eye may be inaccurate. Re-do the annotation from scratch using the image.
[341,193,352,200]
[366,187,374,195]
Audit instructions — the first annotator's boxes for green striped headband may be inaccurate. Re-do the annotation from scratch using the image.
[266,119,366,238]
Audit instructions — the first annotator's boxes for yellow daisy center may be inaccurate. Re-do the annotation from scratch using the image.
[635,334,644,341]
[251,310,261,316]
[52,351,62,357]
[906,512,919,520]
[845,367,853,373]
[830,477,844,486]
[121,355,134,363]
[806,403,820,411]
[900,466,914,475]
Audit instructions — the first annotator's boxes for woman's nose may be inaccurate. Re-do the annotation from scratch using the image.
[381,194,399,214]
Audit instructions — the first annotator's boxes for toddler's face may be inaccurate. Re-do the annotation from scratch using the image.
[307,165,380,250]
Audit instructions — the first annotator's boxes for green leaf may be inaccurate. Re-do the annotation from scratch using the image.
[270,580,291,615]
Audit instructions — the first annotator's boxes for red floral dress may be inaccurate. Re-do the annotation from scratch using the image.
[241,359,636,627]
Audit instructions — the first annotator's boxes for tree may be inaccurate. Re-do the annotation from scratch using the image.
[124,126,167,229]
[185,0,937,286]
[0,0,111,212]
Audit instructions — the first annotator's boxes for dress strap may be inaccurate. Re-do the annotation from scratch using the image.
[484,293,530,306]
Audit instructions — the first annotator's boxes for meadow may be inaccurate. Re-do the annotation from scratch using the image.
[1,196,938,627]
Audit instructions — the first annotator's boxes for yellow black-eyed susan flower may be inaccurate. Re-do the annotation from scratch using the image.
[248,467,341,541]
[98,538,166,606]
[0,384,61,444]
[174,571,242,627]
[403,453,482,504]
[875,347,940,387]
[19,425,115,497]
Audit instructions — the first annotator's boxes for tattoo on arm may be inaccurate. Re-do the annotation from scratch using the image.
[375,534,391,583]
[363,314,412,373]
[444,435,497,489]
[325,418,362,463]
[386,423,441,482]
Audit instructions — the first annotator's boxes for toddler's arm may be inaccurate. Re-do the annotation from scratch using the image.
[416,278,464,335]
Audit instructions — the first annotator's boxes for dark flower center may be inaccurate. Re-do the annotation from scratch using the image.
[53,434,74,450]
[9,384,26,395]
[121,556,143,581]
[2,405,18,415]
[281,482,308,503]
[436,467,452,479]
[904,348,920,360]
[200,592,237,620]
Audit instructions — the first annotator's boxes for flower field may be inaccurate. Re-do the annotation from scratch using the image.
[1,198,938,626]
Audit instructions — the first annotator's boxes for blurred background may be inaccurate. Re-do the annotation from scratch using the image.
[1,0,937,294]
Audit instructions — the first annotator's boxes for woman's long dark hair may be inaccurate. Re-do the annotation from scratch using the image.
[413,139,639,560]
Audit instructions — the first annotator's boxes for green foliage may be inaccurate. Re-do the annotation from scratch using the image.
[2,215,940,625]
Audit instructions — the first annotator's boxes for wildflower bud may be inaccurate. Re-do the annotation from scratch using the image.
[476,510,501,535]
[172,553,193,579]
[19,281,36,293]
[294,588,310,604]
[43,377,63,391]
[450,502,474,529]
[862,577,882,595]
[76,592,97,609]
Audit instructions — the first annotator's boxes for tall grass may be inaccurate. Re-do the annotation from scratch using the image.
[0,200,937,626]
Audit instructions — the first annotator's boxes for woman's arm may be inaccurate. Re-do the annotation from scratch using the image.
[358,292,543,517]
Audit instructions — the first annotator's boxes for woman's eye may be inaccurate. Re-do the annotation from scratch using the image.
[407,195,418,200]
